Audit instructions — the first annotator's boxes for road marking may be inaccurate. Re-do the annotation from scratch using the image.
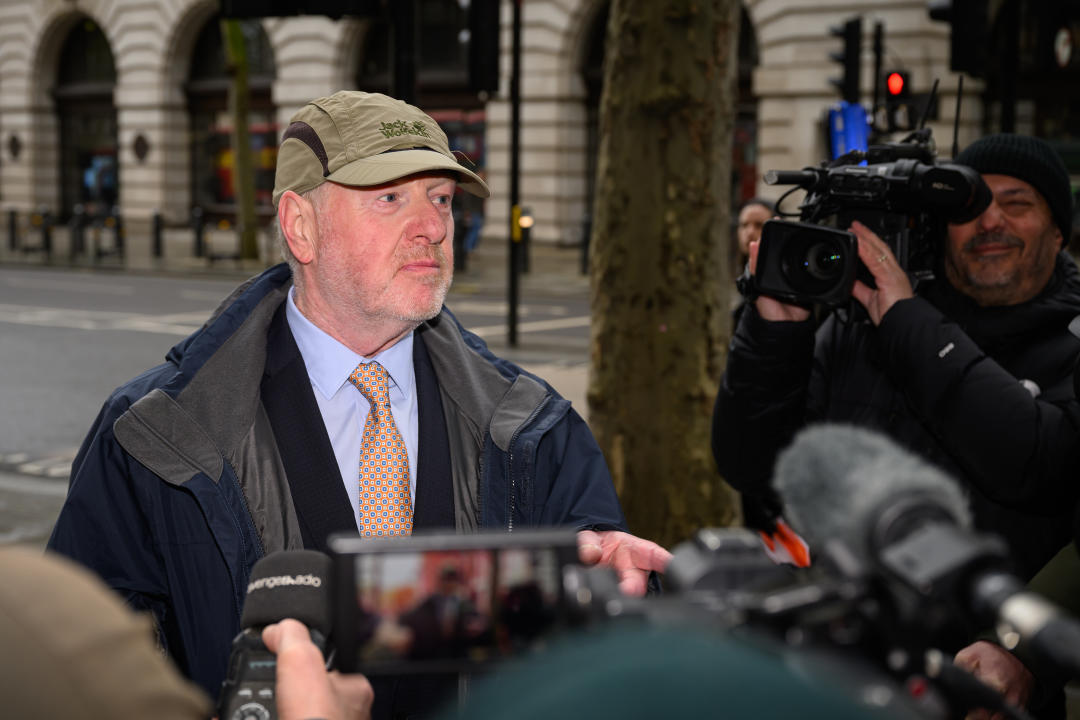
[0,303,207,335]
[0,301,585,338]
[468,315,590,337]
[3,275,136,295]
[0,474,68,497]
[181,289,233,302]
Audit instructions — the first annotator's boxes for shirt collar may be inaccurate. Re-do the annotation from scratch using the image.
[285,286,415,400]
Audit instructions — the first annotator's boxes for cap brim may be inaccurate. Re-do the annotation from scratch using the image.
[326,149,489,198]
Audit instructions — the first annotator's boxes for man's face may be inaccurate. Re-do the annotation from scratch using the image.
[302,172,456,337]
[944,174,1062,306]
[737,204,772,256]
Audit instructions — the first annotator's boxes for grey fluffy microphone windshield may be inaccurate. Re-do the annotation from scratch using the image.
[772,423,971,561]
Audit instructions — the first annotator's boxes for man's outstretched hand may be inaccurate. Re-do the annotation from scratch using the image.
[577,529,672,596]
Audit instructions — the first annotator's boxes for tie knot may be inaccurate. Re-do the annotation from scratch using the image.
[348,362,391,405]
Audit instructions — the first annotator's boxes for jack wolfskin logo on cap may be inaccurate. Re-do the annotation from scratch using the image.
[379,120,431,139]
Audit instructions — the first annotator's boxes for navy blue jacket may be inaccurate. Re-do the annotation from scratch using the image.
[47,264,625,699]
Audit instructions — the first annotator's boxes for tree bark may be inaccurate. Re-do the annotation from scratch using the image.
[589,0,740,548]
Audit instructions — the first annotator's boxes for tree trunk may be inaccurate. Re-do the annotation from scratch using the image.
[589,0,740,549]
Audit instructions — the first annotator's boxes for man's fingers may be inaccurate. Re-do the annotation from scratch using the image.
[263,619,310,655]
[851,280,873,309]
[576,529,602,565]
[616,569,649,597]
[626,537,672,573]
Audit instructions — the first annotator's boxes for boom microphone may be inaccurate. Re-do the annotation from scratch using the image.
[773,423,971,562]
[217,549,334,720]
[773,424,1080,683]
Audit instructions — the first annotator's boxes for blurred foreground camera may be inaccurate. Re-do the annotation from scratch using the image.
[752,129,990,307]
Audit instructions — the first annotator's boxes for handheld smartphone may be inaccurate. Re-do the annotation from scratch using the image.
[329,528,580,675]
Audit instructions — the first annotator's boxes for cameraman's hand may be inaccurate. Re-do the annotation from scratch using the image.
[850,221,913,325]
[748,239,811,322]
[954,640,1034,720]
[577,530,672,597]
[263,618,374,720]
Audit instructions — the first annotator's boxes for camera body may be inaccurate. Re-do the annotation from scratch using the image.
[217,628,278,720]
[754,130,990,307]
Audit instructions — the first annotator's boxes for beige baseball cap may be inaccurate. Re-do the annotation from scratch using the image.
[272,90,489,207]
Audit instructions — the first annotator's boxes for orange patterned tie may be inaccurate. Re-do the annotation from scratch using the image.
[348,362,413,536]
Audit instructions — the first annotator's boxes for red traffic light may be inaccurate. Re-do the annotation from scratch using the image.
[886,71,906,96]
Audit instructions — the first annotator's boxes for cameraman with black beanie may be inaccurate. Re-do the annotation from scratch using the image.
[714,130,1079,717]
[714,132,1078,716]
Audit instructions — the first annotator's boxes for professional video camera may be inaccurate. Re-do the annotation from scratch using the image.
[749,127,991,307]
[325,527,959,718]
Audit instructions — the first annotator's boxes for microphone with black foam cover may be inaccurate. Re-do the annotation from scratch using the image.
[773,423,1080,684]
[773,422,972,562]
[217,549,333,720]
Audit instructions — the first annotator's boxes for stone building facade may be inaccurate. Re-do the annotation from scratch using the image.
[0,0,1073,266]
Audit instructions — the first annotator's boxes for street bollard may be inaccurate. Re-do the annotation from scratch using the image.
[191,206,205,258]
[8,209,16,252]
[110,205,124,258]
[152,211,164,258]
[519,207,533,274]
[39,207,52,259]
[580,211,591,276]
[69,204,86,259]
[453,212,467,272]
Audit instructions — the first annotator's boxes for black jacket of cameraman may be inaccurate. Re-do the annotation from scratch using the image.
[713,251,1080,580]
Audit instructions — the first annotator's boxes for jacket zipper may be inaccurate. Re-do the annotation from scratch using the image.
[506,396,550,532]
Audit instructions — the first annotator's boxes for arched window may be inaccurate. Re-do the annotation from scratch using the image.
[186,15,276,224]
[54,17,118,219]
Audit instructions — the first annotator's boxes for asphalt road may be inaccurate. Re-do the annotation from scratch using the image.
[0,264,590,547]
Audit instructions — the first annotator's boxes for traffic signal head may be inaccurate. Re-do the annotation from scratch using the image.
[829,17,862,104]
[886,71,907,97]
[927,0,989,77]
[883,69,912,131]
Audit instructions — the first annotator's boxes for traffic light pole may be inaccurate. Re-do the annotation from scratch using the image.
[507,0,522,347]
[829,17,862,104]
[872,22,883,118]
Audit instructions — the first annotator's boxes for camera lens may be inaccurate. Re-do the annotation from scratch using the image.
[803,242,844,281]
[780,234,849,295]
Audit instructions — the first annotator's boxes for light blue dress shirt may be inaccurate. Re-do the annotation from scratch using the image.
[285,287,419,525]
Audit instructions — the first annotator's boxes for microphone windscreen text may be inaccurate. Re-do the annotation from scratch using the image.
[240,549,333,635]
[218,550,334,720]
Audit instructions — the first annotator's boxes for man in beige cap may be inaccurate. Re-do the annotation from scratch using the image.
[48,91,669,718]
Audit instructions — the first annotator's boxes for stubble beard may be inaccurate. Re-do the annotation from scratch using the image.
[946,229,1056,306]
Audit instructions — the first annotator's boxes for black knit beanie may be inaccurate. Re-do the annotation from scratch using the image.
[956,133,1073,244]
